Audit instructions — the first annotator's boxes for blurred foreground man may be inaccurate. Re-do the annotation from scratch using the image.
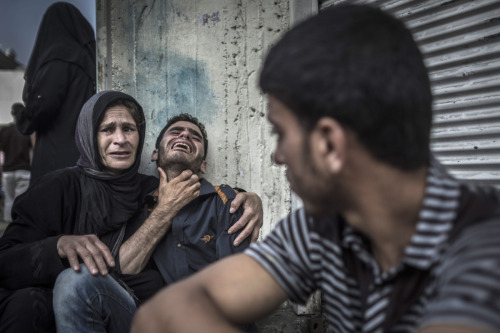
[132,5,500,333]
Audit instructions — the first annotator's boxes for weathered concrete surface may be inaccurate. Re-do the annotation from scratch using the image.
[97,0,291,237]
[96,1,326,331]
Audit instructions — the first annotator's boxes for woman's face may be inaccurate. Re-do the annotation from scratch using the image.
[97,105,140,175]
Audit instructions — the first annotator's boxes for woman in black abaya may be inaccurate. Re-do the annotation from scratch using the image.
[17,2,96,185]
[0,91,158,332]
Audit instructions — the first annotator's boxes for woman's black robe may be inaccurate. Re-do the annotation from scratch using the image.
[17,2,96,185]
[0,167,159,332]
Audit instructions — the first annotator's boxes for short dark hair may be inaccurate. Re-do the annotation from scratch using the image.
[156,113,208,159]
[259,4,432,170]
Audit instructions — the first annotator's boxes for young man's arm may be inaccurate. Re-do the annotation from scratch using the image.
[119,168,201,274]
[119,170,264,274]
[131,253,288,333]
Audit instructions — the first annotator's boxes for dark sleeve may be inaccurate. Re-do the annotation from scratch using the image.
[0,171,78,289]
[17,60,71,135]
[215,196,250,259]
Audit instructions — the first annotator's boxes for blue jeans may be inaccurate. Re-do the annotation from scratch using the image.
[53,265,137,333]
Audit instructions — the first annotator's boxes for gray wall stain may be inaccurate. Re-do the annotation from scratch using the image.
[197,12,220,26]
[97,1,309,328]
[99,0,291,239]
[138,52,218,176]
[175,11,189,22]
[166,53,217,126]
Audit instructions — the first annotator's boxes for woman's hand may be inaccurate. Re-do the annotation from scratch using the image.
[57,234,114,276]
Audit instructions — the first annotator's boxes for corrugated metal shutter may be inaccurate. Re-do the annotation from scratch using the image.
[320,0,500,187]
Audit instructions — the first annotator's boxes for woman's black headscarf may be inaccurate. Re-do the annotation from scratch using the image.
[25,2,95,87]
[75,90,149,245]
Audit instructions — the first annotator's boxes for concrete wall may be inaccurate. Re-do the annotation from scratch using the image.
[0,70,24,124]
[96,0,291,236]
[95,1,327,331]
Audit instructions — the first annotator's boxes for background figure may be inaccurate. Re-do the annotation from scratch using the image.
[0,103,31,222]
[16,2,96,185]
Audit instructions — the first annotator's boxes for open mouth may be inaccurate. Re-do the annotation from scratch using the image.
[172,141,192,153]
[109,151,131,158]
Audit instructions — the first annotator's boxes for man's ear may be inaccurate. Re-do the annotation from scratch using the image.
[313,117,346,174]
[199,160,207,174]
[151,149,158,162]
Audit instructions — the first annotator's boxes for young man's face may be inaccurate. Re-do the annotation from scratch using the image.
[156,120,206,174]
[268,95,340,217]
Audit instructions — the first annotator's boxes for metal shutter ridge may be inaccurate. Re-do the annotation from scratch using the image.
[320,0,500,187]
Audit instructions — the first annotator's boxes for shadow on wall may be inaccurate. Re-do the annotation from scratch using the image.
[167,53,218,126]
[141,53,219,175]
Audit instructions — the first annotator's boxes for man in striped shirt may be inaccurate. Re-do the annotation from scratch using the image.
[132,4,500,333]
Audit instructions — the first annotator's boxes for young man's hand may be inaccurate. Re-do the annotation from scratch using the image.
[156,167,200,216]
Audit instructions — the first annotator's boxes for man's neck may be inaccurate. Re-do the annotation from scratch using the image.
[165,168,183,182]
[163,165,201,183]
[342,159,428,272]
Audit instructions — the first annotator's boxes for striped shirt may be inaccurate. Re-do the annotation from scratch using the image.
[246,163,500,332]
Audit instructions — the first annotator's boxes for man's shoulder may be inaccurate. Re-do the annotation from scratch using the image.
[451,182,500,240]
[183,181,241,221]
[212,184,239,204]
[440,184,500,267]
[198,179,238,204]
[423,192,500,331]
